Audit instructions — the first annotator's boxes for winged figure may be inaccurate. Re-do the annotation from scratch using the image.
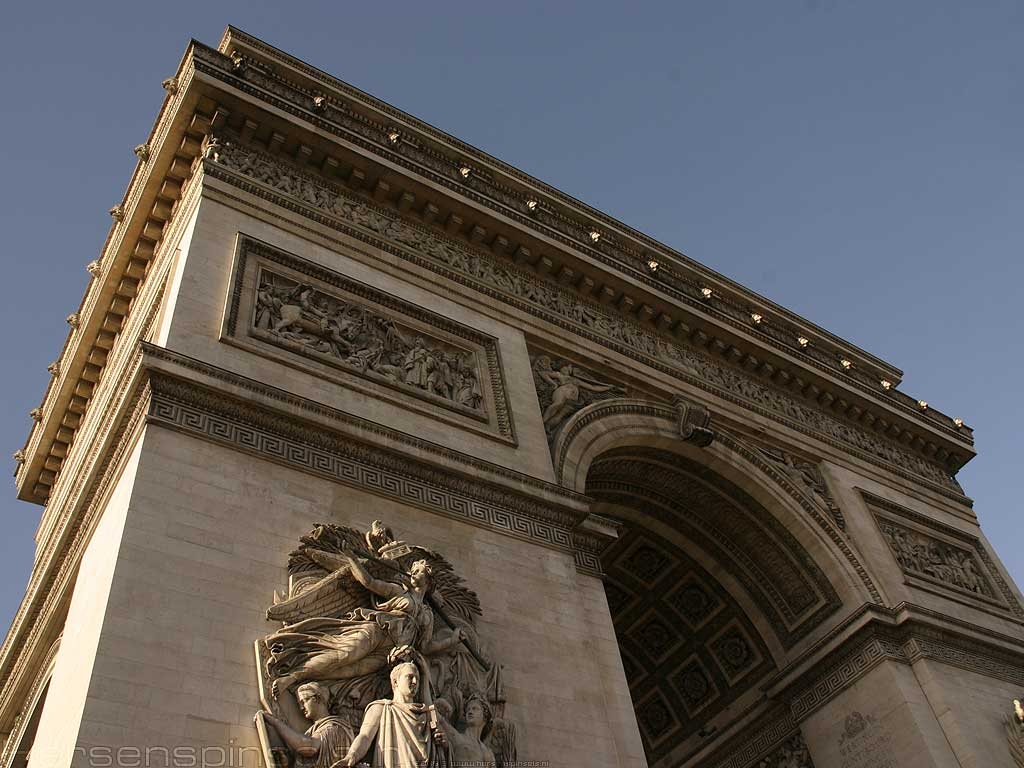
[531,355,623,434]
[257,522,516,767]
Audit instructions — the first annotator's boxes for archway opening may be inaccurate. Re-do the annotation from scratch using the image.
[590,446,840,766]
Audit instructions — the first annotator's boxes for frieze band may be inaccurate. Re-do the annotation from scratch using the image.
[224,235,514,441]
[201,137,964,504]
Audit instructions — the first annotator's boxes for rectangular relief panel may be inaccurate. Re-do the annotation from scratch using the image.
[222,235,515,443]
[863,492,1023,622]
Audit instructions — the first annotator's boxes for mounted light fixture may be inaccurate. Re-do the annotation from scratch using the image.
[750,312,763,324]
[840,358,853,370]
[880,379,892,390]
[796,336,809,348]
[646,259,660,273]
[458,165,472,179]
[700,287,713,299]
[589,230,602,243]
[918,400,929,410]
[953,417,964,428]
[525,199,538,212]
[387,131,401,145]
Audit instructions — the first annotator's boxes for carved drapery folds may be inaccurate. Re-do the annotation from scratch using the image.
[223,236,515,441]
[864,493,1023,619]
[530,354,624,437]
[755,445,845,530]
[255,522,517,768]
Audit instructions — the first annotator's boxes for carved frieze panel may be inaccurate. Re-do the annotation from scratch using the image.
[863,493,1023,620]
[222,235,515,442]
[204,140,965,503]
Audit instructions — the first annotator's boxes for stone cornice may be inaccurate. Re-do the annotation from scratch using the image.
[13,47,218,504]
[141,342,592,525]
[208,27,973,450]
[200,139,967,504]
[14,29,976,510]
[765,601,1024,722]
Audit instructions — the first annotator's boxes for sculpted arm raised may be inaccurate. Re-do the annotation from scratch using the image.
[344,552,405,600]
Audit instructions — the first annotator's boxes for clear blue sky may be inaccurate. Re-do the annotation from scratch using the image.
[1,1,1021,634]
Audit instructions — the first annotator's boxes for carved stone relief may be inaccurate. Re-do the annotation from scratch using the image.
[254,522,517,767]
[757,445,845,529]
[878,518,995,598]
[530,354,624,437]
[755,732,815,768]
[256,269,484,410]
[863,493,1022,618]
[223,235,515,441]
[204,139,963,499]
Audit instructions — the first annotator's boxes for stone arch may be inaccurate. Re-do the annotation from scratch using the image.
[553,398,882,766]
[554,398,881,606]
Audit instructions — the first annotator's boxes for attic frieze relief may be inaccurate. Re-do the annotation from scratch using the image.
[863,493,1023,621]
[223,236,514,442]
[192,37,971,447]
[206,139,963,500]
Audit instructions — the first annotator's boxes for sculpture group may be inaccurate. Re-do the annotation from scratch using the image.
[255,522,516,767]
[879,521,991,596]
[255,273,483,410]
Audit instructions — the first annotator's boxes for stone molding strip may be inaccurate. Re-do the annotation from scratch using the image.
[0,379,151,731]
[199,140,967,506]
[781,606,1024,722]
[0,634,60,767]
[140,344,604,568]
[209,29,973,449]
[0,225,176,727]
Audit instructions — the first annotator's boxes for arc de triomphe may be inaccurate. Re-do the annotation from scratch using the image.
[3,27,1023,768]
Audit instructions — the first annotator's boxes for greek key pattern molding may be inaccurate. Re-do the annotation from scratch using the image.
[201,139,966,504]
[787,617,1024,723]
[789,634,904,721]
[145,373,606,569]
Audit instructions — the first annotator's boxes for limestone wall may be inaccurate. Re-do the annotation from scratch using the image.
[158,189,556,483]
[55,424,644,766]
[29,439,143,767]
